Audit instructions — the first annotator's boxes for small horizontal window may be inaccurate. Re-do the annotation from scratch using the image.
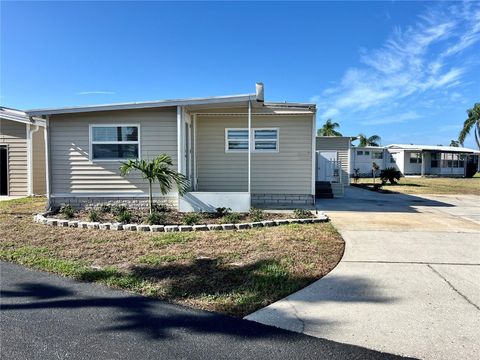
[91,125,140,161]
[225,128,278,153]
[372,151,383,159]
[357,150,363,155]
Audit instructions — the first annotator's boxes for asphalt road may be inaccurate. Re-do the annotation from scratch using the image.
[0,262,411,360]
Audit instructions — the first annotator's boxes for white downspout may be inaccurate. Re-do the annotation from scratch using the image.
[26,124,32,196]
[28,124,41,196]
[248,100,252,208]
[44,117,51,208]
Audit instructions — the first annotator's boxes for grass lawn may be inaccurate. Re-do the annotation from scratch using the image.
[0,197,344,317]
[357,175,480,196]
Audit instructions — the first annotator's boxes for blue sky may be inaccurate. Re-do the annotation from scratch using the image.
[1,1,479,147]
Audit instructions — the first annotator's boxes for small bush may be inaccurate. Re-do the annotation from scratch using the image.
[215,207,231,218]
[117,211,133,224]
[183,212,202,225]
[99,205,111,213]
[60,204,75,219]
[112,205,127,216]
[380,167,402,184]
[88,209,100,222]
[221,212,241,224]
[147,212,166,225]
[249,208,265,222]
[153,203,170,213]
[293,208,312,219]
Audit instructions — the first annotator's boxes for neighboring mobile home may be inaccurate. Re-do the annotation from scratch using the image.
[0,107,46,196]
[26,83,317,211]
[350,144,480,178]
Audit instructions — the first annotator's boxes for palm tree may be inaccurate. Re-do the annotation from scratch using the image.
[458,103,480,149]
[120,154,189,214]
[357,133,382,147]
[449,140,460,147]
[317,119,342,136]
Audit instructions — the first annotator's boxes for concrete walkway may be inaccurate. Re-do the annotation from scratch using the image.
[246,187,480,360]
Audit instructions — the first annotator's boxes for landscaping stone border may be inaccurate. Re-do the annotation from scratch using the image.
[33,213,329,232]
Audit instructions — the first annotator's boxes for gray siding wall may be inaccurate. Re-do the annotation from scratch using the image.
[49,108,177,197]
[0,119,28,196]
[32,126,46,194]
[316,137,350,186]
[196,114,313,194]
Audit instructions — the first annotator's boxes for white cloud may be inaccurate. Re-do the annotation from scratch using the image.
[316,2,480,120]
[77,91,115,95]
[361,111,421,125]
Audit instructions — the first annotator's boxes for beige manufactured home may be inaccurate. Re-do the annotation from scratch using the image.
[0,107,46,196]
[26,84,317,211]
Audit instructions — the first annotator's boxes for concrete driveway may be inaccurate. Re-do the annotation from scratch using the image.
[246,187,480,360]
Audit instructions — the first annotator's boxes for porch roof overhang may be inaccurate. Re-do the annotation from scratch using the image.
[0,107,46,127]
[386,144,480,154]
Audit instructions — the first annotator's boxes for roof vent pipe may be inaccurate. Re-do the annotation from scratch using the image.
[255,82,264,102]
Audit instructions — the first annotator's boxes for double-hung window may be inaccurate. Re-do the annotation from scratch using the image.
[225,128,279,153]
[409,152,422,164]
[90,125,140,161]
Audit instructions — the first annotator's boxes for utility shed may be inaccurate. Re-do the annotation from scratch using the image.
[0,107,46,196]
[315,136,351,187]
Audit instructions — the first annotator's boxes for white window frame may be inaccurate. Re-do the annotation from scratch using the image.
[225,128,249,153]
[253,128,279,153]
[89,124,141,162]
[372,151,383,159]
[225,128,280,153]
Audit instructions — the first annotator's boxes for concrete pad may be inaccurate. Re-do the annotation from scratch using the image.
[247,187,480,360]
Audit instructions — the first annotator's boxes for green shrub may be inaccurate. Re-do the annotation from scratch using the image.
[215,207,231,218]
[88,209,100,222]
[293,208,312,219]
[249,208,265,222]
[60,204,75,219]
[153,203,170,213]
[380,167,402,184]
[112,205,127,216]
[183,212,202,225]
[99,205,111,213]
[221,212,241,224]
[147,212,166,225]
[117,211,133,224]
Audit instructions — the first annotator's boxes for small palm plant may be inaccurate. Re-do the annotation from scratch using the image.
[120,154,189,214]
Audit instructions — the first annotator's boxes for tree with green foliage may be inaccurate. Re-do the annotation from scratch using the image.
[317,119,342,136]
[357,133,382,147]
[458,103,480,150]
[449,140,460,147]
[120,154,189,214]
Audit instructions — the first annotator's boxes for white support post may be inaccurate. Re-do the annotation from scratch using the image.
[177,106,183,175]
[311,111,316,201]
[421,152,426,177]
[248,101,252,205]
[192,114,197,190]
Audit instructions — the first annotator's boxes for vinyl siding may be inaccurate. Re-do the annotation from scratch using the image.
[49,108,177,196]
[0,119,28,196]
[196,114,313,194]
[32,127,46,194]
[316,137,350,186]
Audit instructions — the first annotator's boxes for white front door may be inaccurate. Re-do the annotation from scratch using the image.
[317,151,337,181]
